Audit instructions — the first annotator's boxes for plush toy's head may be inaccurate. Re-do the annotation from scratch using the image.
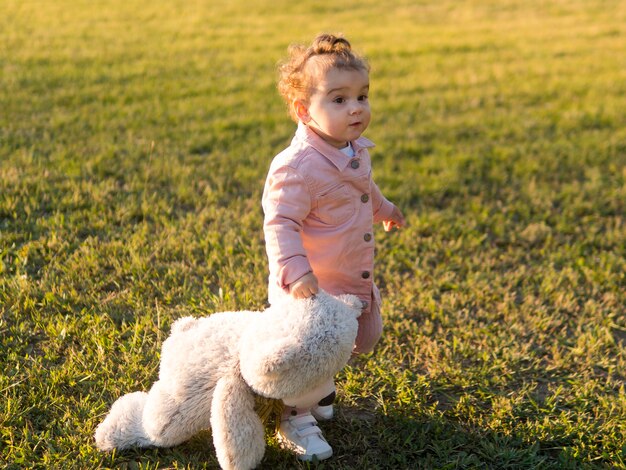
[239,291,362,401]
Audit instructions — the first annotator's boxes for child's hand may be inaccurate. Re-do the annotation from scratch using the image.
[289,272,319,299]
[383,205,406,232]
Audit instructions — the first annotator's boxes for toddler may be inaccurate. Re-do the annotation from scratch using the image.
[262,33,405,461]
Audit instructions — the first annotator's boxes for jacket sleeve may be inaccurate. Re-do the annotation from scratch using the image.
[262,165,313,291]
[371,179,396,223]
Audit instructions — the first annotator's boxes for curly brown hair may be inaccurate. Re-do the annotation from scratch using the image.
[277,33,370,122]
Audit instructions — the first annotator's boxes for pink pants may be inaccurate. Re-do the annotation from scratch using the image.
[353,294,383,355]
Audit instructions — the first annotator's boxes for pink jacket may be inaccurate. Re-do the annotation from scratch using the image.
[262,123,396,313]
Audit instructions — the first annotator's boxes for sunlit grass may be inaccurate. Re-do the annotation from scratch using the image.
[1,0,625,468]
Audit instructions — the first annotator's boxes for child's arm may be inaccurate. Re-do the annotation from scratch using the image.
[262,166,314,293]
[371,181,405,231]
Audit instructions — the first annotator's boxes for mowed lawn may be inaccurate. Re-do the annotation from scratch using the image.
[1,0,626,468]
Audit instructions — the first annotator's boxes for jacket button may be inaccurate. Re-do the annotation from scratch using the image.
[360,194,369,203]
[350,160,360,169]
[361,271,370,279]
[364,233,372,242]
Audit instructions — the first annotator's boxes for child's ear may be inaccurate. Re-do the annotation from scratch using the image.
[293,99,311,123]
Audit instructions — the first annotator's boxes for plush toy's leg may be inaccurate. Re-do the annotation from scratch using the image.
[95,391,153,450]
[141,379,213,448]
[211,373,265,470]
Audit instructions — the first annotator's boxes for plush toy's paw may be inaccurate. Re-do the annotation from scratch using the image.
[95,391,151,451]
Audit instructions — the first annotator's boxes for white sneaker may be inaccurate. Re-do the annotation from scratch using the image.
[277,413,333,461]
[311,404,334,421]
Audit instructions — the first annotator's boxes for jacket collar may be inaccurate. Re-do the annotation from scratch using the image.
[294,122,375,171]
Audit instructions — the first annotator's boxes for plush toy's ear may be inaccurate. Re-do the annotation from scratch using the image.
[210,370,265,470]
[257,338,300,375]
[337,293,364,316]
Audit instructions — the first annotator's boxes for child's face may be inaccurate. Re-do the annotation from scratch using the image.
[299,67,371,148]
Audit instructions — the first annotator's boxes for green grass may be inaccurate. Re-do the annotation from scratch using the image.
[1,0,626,468]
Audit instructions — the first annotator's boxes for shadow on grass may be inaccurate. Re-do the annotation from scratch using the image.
[325,404,591,470]
[99,403,583,470]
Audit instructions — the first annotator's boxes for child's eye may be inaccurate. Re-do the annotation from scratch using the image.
[333,97,345,104]
[358,95,368,101]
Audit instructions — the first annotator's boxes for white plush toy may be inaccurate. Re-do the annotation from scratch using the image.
[95,291,362,470]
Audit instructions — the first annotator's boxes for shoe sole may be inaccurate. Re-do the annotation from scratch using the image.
[298,448,333,461]
[277,433,333,461]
